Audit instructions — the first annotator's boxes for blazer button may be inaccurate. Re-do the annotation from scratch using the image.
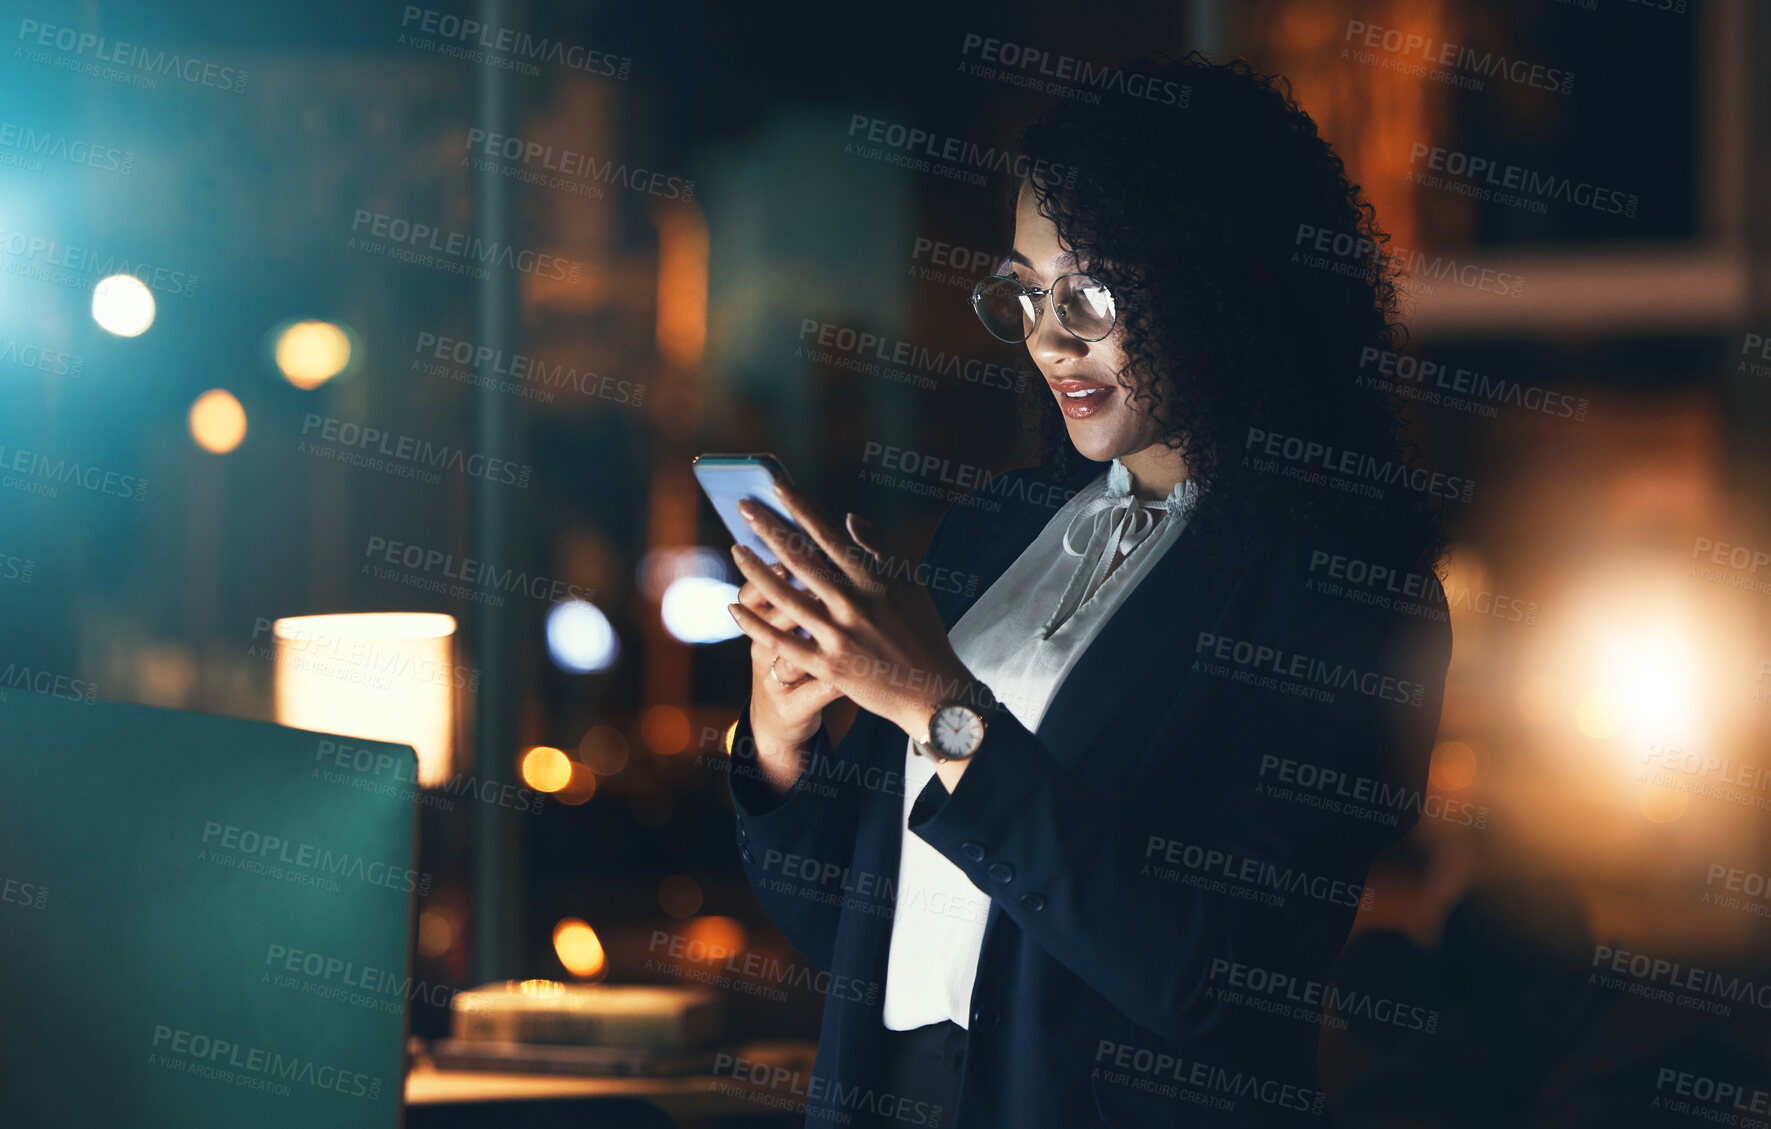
[971,1004,999,1028]
[1019,893,1045,912]
[740,846,754,863]
[961,841,986,862]
[737,824,748,842]
[987,862,1014,884]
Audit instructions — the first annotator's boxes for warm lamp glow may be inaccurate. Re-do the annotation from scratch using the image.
[658,874,704,918]
[553,918,607,979]
[1428,741,1479,790]
[1639,784,1688,823]
[681,916,746,963]
[1576,689,1620,739]
[188,389,247,454]
[641,705,691,755]
[275,320,353,389]
[521,746,573,793]
[272,612,458,787]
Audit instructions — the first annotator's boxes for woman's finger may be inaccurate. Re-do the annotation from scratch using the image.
[768,483,880,591]
[730,542,842,647]
[729,602,825,677]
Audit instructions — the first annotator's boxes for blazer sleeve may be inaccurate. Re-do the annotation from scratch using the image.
[727,491,980,970]
[906,539,1452,1043]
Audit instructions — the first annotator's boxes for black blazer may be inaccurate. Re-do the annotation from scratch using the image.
[727,461,1452,1128]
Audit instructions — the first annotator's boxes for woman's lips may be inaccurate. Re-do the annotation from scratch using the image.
[1050,379,1114,419]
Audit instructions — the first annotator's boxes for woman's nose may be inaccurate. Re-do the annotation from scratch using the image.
[1026,300,1088,366]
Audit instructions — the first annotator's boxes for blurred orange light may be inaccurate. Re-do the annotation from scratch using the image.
[641,705,692,755]
[1428,741,1479,790]
[722,719,738,755]
[680,916,746,963]
[659,875,704,918]
[1518,676,1564,728]
[189,389,247,454]
[553,918,607,979]
[578,725,631,774]
[1639,784,1688,824]
[1577,689,1620,739]
[275,320,352,389]
[417,909,456,957]
[555,761,598,806]
[521,746,573,793]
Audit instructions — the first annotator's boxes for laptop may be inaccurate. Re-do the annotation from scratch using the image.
[0,689,419,1128]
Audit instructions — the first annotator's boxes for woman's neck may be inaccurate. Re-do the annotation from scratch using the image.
[1118,444,1189,502]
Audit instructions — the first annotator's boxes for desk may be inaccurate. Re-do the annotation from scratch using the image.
[405,1040,819,1122]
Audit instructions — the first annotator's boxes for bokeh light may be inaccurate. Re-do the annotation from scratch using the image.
[92,274,155,336]
[546,599,618,673]
[661,575,743,643]
[274,320,353,389]
[552,918,607,979]
[520,746,573,793]
[188,389,247,454]
[658,874,704,918]
[641,705,691,755]
[578,725,631,775]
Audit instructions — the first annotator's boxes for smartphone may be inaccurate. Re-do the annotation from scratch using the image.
[693,453,807,571]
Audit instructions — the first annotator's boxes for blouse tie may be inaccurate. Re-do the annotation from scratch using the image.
[1035,462,1199,640]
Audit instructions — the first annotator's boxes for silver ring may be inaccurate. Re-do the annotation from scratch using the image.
[770,656,800,687]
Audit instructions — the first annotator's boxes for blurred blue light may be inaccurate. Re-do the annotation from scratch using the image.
[660,576,743,644]
[546,599,618,673]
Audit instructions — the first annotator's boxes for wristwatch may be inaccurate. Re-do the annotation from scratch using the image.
[913,695,993,762]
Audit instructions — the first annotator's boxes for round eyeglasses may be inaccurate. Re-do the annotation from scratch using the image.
[970,271,1118,344]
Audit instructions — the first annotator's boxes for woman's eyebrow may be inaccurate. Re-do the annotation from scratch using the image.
[1008,248,1080,271]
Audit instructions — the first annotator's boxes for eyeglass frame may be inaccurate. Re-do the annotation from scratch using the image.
[969,270,1121,344]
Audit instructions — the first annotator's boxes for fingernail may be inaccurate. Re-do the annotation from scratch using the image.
[737,498,756,517]
[731,543,748,560]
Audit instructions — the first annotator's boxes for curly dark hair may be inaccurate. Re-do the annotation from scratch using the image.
[1011,52,1449,577]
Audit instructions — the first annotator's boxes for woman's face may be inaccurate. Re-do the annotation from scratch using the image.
[1011,180,1164,463]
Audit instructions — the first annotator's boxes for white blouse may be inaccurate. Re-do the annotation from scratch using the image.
[881,458,1201,1030]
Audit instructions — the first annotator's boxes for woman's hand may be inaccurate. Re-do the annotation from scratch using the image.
[725,481,980,755]
[736,558,846,795]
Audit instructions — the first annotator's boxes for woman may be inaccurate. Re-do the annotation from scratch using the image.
[725,53,1451,1128]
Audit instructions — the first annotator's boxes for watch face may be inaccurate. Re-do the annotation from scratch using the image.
[930,705,985,759]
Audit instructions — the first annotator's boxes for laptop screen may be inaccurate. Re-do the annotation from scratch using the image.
[0,690,418,1128]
